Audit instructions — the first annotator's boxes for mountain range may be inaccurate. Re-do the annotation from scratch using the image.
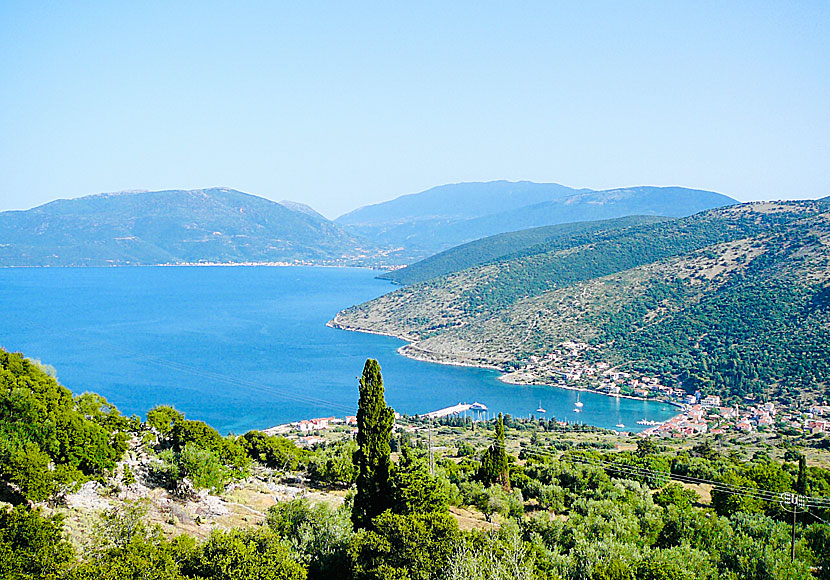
[0,181,737,267]
[336,182,737,260]
[0,188,373,267]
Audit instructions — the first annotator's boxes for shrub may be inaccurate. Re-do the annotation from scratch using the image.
[178,442,229,493]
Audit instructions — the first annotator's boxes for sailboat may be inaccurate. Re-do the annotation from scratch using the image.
[536,401,546,413]
[574,392,584,412]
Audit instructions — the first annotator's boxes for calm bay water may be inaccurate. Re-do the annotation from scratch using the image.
[0,266,677,433]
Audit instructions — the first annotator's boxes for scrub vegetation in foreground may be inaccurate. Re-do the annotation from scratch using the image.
[5,350,830,579]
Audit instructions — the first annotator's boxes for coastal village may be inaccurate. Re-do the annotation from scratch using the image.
[501,340,826,439]
[263,415,358,447]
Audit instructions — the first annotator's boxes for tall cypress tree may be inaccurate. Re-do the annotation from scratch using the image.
[797,454,807,495]
[351,359,395,530]
[477,412,510,489]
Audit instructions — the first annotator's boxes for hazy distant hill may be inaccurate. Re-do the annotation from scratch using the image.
[338,180,585,225]
[0,188,373,266]
[337,182,737,260]
[380,215,670,285]
[333,199,830,401]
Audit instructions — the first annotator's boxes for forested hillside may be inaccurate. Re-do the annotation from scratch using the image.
[0,182,737,267]
[333,200,830,403]
[380,215,669,285]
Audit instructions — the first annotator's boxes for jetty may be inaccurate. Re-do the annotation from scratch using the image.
[636,419,662,426]
[421,402,488,420]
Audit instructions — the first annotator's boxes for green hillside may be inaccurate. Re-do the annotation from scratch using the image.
[333,200,830,402]
[0,188,375,266]
[379,215,669,285]
[337,180,584,226]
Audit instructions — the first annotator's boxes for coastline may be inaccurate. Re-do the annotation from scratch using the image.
[0,261,402,270]
[325,320,418,342]
[498,372,684,408]
[328,316,684,414]
[397,343,504,372]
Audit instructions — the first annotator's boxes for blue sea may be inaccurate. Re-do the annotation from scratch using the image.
[0,266,677,433]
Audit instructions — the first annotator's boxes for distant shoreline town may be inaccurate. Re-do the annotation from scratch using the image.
[0,261,399,270]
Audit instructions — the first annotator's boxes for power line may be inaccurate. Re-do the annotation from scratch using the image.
[487,441,830,509]
[502,442,825,562]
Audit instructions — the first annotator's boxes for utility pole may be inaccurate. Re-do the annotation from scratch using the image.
[427,427,431,475]
[782,492,806,562]
[427,426,435,476]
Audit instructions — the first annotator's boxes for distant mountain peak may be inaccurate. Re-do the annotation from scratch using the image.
[279,200,327,221]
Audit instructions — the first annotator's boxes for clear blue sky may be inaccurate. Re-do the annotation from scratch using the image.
[1,1,828,218]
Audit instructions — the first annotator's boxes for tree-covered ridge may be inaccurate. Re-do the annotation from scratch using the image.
[11,396,830,579]
[333,200,830,402]
[597,210,830,400]
[456,200,824,315]
[408,207,830,398]
[335,200,822,338]
[379,215,669,285]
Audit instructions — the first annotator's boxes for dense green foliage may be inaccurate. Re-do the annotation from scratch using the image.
[452,202,816,314]
[0,350,129,502]
[350,511,460,580]
[146,406,255,494]
[352,359,395,530]
[147,405,184,436]
[309,439,358,486]
[0,505,73,579]
[0,348,312,503]
[240,430,307,471]
[338,202,820,334]
[596,231,830,399]
[266,500,352,580]
[182,527,306,580]
[8,391,830,580]
[390,446,449,515]
[337,199,830,403]
[380,215,669,285]
[156,443,231,493]
[9,350,830,579]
